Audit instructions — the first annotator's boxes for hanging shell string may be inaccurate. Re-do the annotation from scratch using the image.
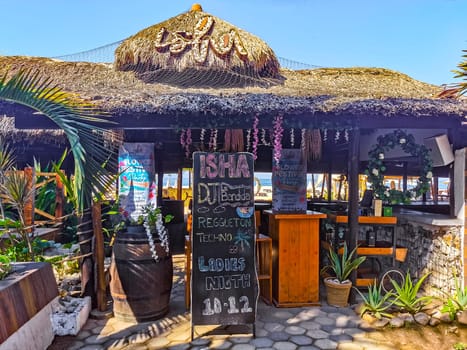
[290,128,295,147]
[334,130,340,143]
[246,128,251,152]
[260,128,270,146]
[209,129,218,151]
[200,128,206,149]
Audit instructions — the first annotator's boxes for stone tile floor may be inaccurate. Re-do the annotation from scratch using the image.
[48,255,467,350]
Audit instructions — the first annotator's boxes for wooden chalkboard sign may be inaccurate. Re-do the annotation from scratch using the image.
[191,152,257,334]
[272,148,307,213]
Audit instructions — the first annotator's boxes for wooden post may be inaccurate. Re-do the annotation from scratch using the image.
[347,128,360,303]
[23,167,35,231]
[402,161,408,192]
[78,210,95,306]
[92,202,107,312]
[433,176,439,204]
[177,168,183,200]
[55,171,64,222]
[156,144,164,206]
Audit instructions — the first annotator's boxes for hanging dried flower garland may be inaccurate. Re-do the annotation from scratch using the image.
[272,115,284,164]
[365,129,433,204]
[252,115,259,160]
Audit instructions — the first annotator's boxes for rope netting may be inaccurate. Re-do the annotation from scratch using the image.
[52,40,320,88]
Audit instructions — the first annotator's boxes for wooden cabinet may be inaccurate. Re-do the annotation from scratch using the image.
[266,210,326,307]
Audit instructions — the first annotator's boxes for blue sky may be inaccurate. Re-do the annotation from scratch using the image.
[1,0,466,86]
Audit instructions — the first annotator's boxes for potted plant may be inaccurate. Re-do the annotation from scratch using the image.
[321,242,366,307]
[109,203,175,322]
[123,213,145,234]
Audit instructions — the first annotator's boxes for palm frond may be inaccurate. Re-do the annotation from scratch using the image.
[0,69,121,212]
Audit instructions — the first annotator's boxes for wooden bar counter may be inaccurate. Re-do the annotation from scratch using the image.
[265,210,326,307]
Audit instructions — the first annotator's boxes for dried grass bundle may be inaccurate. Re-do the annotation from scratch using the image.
[301,129,321,162]
[223,129,244,152]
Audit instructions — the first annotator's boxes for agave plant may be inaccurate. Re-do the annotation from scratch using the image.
[0,69,120,213]
[438,270,467,321]
[355,281,395,319]
[389,271,432,314]
[321,242,366,283]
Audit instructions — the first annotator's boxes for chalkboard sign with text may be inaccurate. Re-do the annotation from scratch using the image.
[272,148,307,213]
[192,152,257,327]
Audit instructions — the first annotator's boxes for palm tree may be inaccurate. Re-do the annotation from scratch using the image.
[453,49,467,96]
[0,69,121,295]
[0,69,120,213]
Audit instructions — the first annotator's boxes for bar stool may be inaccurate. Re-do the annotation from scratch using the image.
[255,210,273,304]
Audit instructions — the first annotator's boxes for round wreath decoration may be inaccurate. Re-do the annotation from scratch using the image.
[365,130,433,204]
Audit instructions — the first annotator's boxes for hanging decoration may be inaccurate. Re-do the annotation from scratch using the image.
[334,130,340,143]
[199,128,206,149]
[290,128,295,147]
[223,129,244,152]
[365,129,433,204]
[252,115,259,160]
[272,115,284,164]
[260,128,270,146]
[311,129,322,160]
[180,129,187,157]
[185,129,192,158]
[246,129,251,152]
[323,129,328,142]
[344,129,349,143]
[209,129,218,151]
[301,129,322,162]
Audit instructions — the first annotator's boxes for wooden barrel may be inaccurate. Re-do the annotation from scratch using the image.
[109,231,173,322]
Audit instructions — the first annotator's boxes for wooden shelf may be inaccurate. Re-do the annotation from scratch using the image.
[327,213,397,225]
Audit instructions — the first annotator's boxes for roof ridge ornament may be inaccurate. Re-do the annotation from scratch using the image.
[191,3,203,12]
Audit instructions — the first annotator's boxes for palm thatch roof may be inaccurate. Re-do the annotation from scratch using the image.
[0,116,66,145]
[114,4,282,88]
[1,55,465,127]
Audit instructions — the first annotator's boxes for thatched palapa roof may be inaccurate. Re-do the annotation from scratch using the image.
[114,4,282,88]
[1,55,465,127]
[0,2,465,137]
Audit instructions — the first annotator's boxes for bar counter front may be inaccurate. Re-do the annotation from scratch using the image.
[265,210,326,307]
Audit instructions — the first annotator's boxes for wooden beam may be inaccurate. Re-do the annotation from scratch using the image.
[347,127,360,304]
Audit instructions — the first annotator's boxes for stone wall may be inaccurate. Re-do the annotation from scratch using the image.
[362,221,463,296]
[395,222,462,297]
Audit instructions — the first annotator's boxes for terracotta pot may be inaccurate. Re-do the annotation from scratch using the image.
[324,277,352,307]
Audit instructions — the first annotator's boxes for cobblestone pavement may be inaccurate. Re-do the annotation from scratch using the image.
[47,255,447,350]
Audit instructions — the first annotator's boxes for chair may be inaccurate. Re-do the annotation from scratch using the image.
[255,210,273,304]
